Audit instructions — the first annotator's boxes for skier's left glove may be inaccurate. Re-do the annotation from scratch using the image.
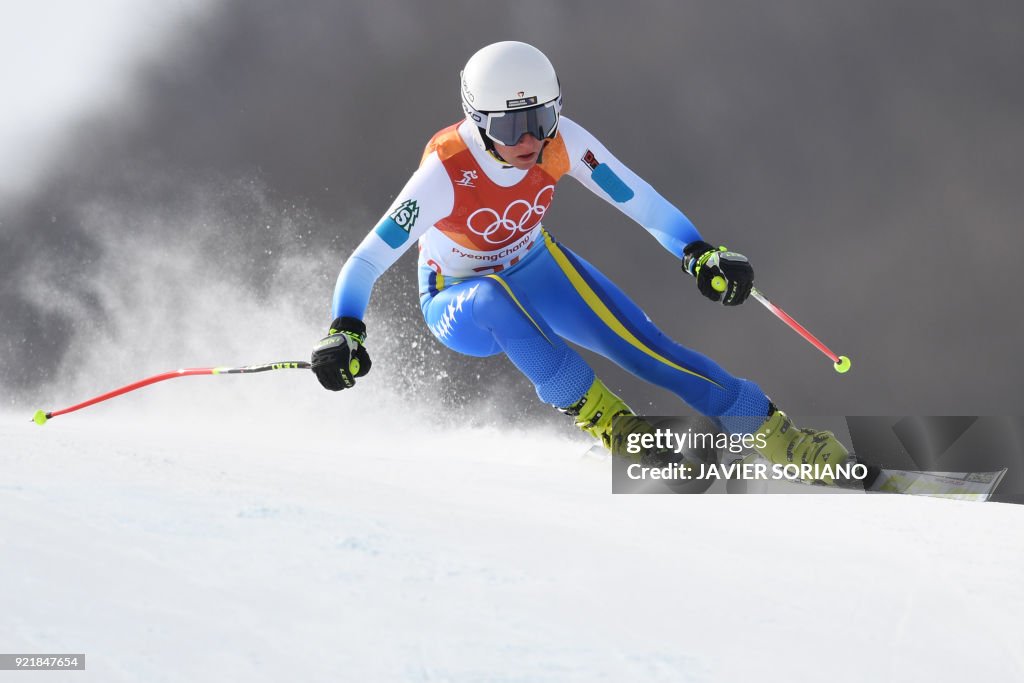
[682,240,754,306]
[311,317,372,391]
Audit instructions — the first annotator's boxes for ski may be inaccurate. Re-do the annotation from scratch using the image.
[741,462,1010,500]
[598,442,1009,501]
[860,466,1008,501]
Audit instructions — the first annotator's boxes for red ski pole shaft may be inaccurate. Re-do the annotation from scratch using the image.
[711,277,851,374]
[33,361,311,425]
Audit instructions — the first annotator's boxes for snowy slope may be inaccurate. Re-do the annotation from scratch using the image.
[2,401,1023,682]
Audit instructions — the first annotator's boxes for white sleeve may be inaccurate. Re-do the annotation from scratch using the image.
[558,116,702,258]
[331,152,453,320]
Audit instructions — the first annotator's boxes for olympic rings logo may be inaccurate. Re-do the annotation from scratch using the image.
[466,185,554,244]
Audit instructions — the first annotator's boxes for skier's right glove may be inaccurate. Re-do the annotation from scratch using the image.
[311,317,372,391]
[682,240,754,306]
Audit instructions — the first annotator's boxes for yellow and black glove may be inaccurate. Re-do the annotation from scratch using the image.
[311,317,372,391]
[682,240,754,306]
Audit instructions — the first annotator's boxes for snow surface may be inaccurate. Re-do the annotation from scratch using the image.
[2,392,1023,682]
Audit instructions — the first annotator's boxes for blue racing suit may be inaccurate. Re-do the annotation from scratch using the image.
[331,116,770,430]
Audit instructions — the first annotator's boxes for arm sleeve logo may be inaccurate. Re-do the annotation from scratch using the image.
[581,149,634,203]
[390,199,420,230]
[374,198,421,248]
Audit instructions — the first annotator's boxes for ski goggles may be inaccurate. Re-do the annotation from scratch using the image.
[465,98,561,146]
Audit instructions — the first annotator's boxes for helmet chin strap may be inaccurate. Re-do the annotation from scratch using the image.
[485,143,512,167]
[475,128,512,167]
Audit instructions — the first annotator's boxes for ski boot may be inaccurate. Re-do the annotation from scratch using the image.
[560,377,686,466]
[753,406,852,484]
[560,378,645,453]
[562,378,717,494]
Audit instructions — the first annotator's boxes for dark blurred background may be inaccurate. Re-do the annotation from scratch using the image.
[3,0,1023,422]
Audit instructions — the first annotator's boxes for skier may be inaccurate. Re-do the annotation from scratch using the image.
[311,41,848,475]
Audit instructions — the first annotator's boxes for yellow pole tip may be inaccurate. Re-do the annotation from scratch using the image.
[834,355,852,374]
[32,410,49,425]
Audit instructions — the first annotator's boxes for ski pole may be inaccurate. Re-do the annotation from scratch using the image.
[712,277,851,374]
[32,361,312,425]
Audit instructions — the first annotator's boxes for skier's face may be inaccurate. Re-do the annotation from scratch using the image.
[494,133,546,170]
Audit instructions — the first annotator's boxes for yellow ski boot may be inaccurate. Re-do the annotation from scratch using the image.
[754,407,851,484]
[560,377,652,455]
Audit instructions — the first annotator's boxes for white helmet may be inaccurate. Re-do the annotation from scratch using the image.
[461,41,562,149]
